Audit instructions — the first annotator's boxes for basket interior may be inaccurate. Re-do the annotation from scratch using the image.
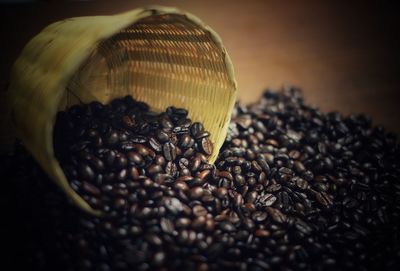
[63,14,232,112]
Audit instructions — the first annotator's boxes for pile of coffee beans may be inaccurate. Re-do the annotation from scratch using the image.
[1,87,399,271]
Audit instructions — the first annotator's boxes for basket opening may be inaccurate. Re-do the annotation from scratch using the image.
[62,14,231,112]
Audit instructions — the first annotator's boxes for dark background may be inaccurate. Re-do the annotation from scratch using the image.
[1,0,399,151]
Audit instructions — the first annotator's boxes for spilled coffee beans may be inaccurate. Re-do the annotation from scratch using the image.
[1,87,400,271]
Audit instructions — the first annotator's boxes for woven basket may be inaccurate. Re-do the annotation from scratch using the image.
[8,6,237,215]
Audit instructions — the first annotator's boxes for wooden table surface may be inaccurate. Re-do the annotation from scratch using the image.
[1,0,399,152]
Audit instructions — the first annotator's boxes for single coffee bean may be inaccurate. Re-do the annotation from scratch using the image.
[163,142,177,161]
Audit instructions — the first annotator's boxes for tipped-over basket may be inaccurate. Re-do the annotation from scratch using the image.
[7,5,237,215]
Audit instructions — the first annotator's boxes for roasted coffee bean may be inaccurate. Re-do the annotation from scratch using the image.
[190,122,204,137]
[193,205,208,217]
[255,229,271,238]
[252,211,268,222]
[149,137,162,152]
[315,191,333,208]
[177,157,189,169]
[105,131,119,146]
[265,207,287,224]
[258,193,277,207]
[156,130,169,143]
[126,152,142,165]
[214,187,228,199]
[114,153,128,169]
[163,142,176,161]
[148,164,162,175]
[165,161,178,177]
[190,187,204,199]
[219,221,236,232]
[82,181,101,196]
[6,90,400,271]
[200,137,213,156]
[79,164,95,181]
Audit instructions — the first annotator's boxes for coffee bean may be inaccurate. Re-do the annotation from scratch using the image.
[190,122,204,137]
[82,181,101,196]
[116,169,127,181]
[193,205,209,219]
[258,193,276,207]
[153,251,165,266]
[176,217,191,229]
[146,234,163,246]
[127,152,142,165]
[197,169,211,180]
[214,187,228,199]
[200,137,213,156]
[160,218,175,234]
[165,161,178,177]
[8,90,400,271]
[252,211,268,222]
[190,187,204,199]
[164,197,183,214]
[79,164,95,181]
[265,207,287,224]
[114,153,128,169]
[255,229,271,238]
[315,191,333,208]
[149,137,162,152]
[163,142,176,161]
[219,221,236,232]
[105,131,119,146]
[147,164,162,175]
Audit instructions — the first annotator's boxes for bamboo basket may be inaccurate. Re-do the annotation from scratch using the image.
[7,6,237,215]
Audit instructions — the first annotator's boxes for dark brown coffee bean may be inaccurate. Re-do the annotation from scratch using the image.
[214,187,228,199]
[122,115,135,128]
[295,178,309,190]
[82,181,101,196]
[156,130,169,143]
[176,217,191,228]
[252,211,268,222]
[197,169,211,180]
[179,134,192,148]
[163,142,176,161]
[160,218,175,234]
[219,221,235,232]
[105,131,119,146]
[190,187,204,199]
[255,229,271,238]
[218,170,233,180]
[114,153,128,169]
[190,122,204,137]
[265,207,287,224]
[87,156,105,172]
[200,137,213,156]
[148,164,162,175]
[79,164,95,181]
[145,234,163,246]
[117,168,127,181]
[178,157,189,169]
[149,137,162,152]
[315,191,333,208]
[128,167,139,180]
[17,91,400,271]
[258,193,277,207]
[192,204,208,217]
[127,152,143,165]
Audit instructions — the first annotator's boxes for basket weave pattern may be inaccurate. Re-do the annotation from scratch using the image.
[8,6,237,214]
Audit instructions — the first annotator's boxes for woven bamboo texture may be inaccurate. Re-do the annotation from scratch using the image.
[7,6,237,215]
